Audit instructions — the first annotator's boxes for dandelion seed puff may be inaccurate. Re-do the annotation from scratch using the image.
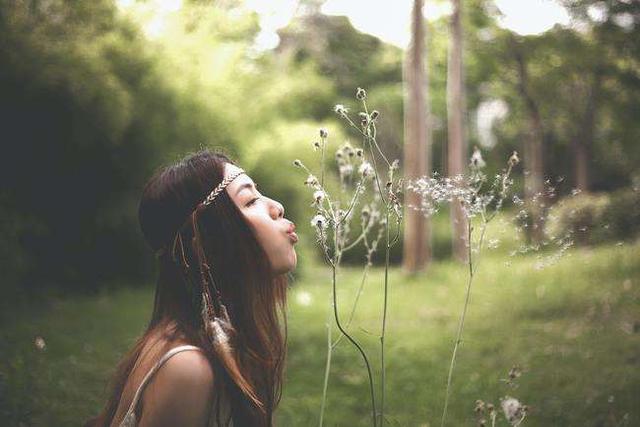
[304,174,319,187]
[500,396,525,425]
[311,214,327,229]
[313,190,326,205]
[470,146,486,169]
[509,151,520,166]
[334,104,348,116]
[359,162,374,178]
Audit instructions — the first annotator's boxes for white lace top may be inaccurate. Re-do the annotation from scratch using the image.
[118,345,234,427]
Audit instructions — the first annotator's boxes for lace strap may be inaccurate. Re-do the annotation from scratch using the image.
[120,345,203,425]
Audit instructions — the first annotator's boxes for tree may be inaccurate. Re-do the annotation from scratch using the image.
[447,0,468,261]
[403,0,432,272]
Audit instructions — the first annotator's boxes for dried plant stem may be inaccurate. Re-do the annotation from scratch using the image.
[440,222,473,427]
[331,227,378,427]
[379,207,391,426]
[319,306,332,427]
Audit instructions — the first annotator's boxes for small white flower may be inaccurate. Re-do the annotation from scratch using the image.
[34,336,46,351]
[359,162,374,178]
[356,87,367,100]
[313,190,326,205]
[311,214,327,229]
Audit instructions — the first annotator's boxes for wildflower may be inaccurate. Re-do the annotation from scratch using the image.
[361,206,370,219]
[370,110,379,120]
[319,128,328,138]
[335,150,344,161]
[359,162,374,178]
[293,159,303,168]
[312,141,321,151]
[34,336,46,351]
[313,190,326,205]
[334,104,348,116]
[304,174,319,187]
[356,148,364,157]
[356,87,367,100]
[390,159,400,170]
[500,396,526,425]
[311,214,327,229]
[470,146,486,169]
[508,151,520,167]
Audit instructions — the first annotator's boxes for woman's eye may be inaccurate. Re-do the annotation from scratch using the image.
[246,197,259,206]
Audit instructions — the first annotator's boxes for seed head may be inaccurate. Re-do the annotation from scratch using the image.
[509,151,520,167]
[334,104,348,116]
[370,110,379,120]
[304,174,319,187]
[311,214,327,229]
[313,141,321,151]
[319,128,328,138]
[356,148,364,157]
[356,87,367,100]
[359,162,374,178]
[313,190,326,205]
[470,146,486,169]
[293,159,303,168]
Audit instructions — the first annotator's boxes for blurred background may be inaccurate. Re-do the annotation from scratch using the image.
[0,0,638,426]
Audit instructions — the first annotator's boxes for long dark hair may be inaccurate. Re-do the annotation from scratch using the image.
[86,149,288,426]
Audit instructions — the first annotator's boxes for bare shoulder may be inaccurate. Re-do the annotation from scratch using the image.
[160,349,215,386]
[139,349,215,427]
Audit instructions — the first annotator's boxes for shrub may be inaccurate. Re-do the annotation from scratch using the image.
[546,187,640,246]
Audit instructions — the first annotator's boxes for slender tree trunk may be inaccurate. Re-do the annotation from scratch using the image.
[512,38,545,243]
[572,73,600,192]
[447,0,468,262]
[403,0,432,273]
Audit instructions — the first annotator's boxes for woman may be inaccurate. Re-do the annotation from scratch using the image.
[86,149,298,427]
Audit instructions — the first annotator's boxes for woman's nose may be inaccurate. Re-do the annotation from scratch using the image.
[270,198,284,219]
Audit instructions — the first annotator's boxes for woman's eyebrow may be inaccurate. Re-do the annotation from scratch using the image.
[234,181,257,196]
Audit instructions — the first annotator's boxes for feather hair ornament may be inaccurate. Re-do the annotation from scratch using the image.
[190,207,265,412]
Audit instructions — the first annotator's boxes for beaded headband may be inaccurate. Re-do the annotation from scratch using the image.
[154,168,246,258]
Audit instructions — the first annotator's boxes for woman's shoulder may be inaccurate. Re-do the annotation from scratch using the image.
[139,346,216,425]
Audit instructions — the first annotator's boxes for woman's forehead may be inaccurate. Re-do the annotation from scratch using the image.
[224,163,255,196]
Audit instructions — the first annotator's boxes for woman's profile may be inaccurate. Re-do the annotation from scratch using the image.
[85,149,298,427]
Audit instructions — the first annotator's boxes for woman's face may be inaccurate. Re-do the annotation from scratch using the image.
[224,163,298,275]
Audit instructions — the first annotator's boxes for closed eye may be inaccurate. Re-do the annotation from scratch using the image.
[246,197,259,206]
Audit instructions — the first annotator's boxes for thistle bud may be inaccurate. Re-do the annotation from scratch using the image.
[356,87,367,100]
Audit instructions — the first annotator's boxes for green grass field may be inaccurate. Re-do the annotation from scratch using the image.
[1,240,639,426]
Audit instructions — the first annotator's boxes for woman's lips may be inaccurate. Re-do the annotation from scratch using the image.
[287,231,299,244]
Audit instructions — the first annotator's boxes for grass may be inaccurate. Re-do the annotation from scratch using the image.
[1,240,639,426]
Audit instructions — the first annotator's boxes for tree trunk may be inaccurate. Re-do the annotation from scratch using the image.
[512,38,545,243]
[572,73,601,192]
[402,0,432,273]
[447,0,468,262]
